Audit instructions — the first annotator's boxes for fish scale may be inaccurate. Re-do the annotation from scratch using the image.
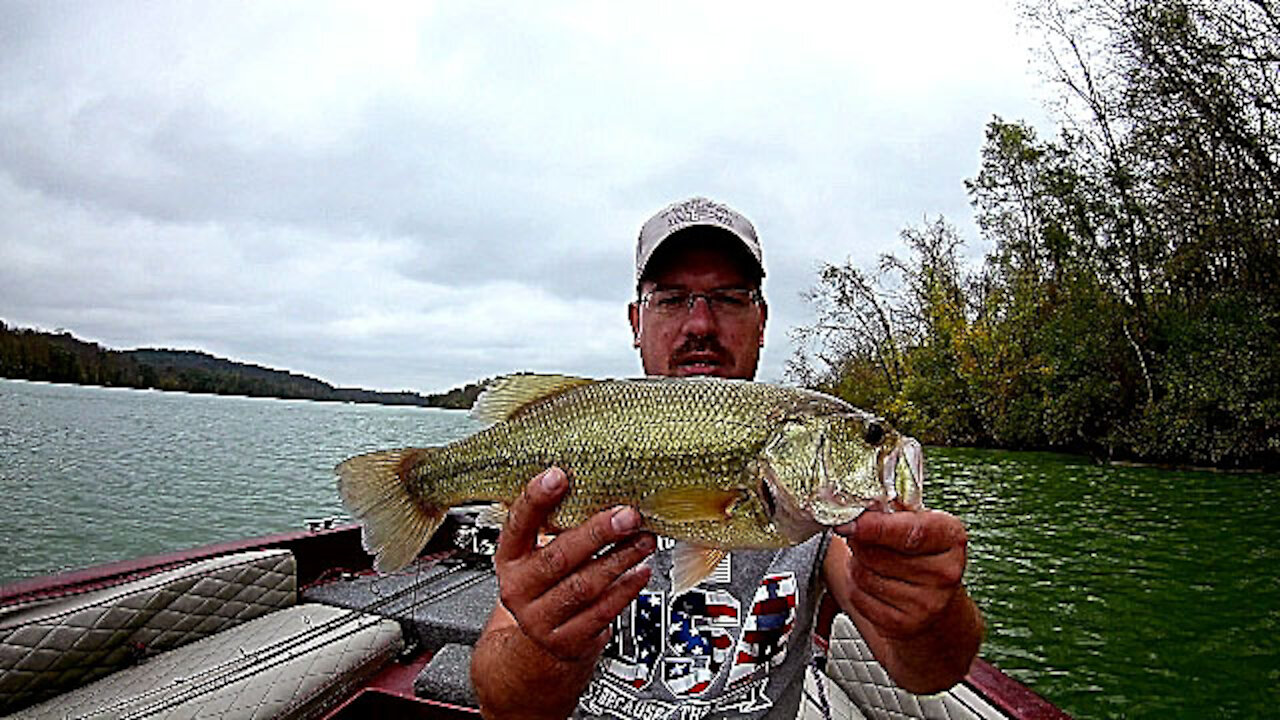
[337,374,923,586]
[423,379,782,543]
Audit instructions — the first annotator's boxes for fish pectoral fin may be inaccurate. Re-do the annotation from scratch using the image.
[476,503,509,529]
[470,373,597,424]
[672,544,728,594]
[641,488,743,523]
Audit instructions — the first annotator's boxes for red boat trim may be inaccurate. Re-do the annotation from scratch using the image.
[0,524,371,606]
[325,689,480,719]
[967,659,1073,719]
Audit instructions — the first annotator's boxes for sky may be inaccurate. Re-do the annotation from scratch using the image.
[0,1,1054,394]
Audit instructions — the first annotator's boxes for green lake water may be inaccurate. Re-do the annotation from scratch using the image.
[1,378,1276,717]
[929,448,1279,718]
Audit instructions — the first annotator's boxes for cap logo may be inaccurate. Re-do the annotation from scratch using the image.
[662,198,739,232]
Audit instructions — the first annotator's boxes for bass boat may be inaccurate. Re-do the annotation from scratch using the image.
[0,511,1071,719]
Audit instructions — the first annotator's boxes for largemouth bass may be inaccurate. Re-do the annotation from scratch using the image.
[337,373,923,591]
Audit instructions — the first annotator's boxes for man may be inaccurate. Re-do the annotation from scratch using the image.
[470,197,983,719]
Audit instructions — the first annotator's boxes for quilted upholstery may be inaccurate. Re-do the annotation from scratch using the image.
[823,614,1006,720]
[0,548,297,714]
[9,602,403,720]
[798,663,869,720]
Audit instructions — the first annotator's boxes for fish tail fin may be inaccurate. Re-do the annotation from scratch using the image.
[336,448,446,572]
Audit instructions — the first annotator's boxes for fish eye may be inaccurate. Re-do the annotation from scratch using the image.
[863,421,885,445]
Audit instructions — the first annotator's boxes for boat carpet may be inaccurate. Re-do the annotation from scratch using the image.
[413,642,477,707]
[301,556,496,656]
[8,602,403,720]
[0,548,297,715]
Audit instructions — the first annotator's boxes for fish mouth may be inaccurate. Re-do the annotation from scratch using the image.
[880,437,924,510]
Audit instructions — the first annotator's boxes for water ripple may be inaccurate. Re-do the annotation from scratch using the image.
[929,445,1280,718]
[0,379,482,582]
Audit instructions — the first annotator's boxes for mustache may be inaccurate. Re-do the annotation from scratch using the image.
[673,335,733,364]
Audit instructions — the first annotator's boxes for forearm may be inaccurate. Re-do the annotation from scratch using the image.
[850,585,984,694]
[471,620,597,720]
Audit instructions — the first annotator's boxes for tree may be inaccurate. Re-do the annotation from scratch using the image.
[786,258,904,415]
[789,0,1280,467]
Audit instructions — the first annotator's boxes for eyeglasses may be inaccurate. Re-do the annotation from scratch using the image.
[639,288,762,318]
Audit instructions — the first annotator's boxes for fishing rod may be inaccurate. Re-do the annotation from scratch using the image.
[112,563,496,720]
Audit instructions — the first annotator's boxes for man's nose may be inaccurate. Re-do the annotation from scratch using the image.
[682,295,719,331]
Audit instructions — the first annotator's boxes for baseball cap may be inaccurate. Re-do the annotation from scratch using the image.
[635,197,764,282]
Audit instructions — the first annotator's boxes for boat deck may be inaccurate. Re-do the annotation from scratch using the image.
[0,516,1070,719]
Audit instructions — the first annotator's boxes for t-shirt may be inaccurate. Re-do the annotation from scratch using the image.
[575,534,829,720]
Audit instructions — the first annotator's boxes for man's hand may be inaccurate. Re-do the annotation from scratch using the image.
[494,466,656,660]
[824,509,983,694]
[836,509,967,638]
[472,466,655,720]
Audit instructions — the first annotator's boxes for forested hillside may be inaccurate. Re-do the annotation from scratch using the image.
[0,322,484,409]
[789,0,1279,468]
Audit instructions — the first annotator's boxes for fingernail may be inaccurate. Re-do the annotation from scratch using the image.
[540,468,566,493]
[622,563,652,585]
[635,533,656,553]
[611,507,640,533]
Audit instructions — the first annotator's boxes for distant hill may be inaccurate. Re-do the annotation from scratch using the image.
[0,321,485,409]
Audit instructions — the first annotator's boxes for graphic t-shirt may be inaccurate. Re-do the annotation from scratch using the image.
[575,534,828,720]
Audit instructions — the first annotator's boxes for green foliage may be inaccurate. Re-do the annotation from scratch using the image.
[1133,295,1280,465]
[790,0,1280,469]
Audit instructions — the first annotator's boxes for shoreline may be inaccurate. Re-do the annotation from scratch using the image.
[0,375,472,410]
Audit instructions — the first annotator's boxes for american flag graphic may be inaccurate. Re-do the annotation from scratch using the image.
[727,572,798,687]
[661,588,739,696]
[603,591,663,689]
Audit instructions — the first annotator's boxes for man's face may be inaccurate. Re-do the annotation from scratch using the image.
[628,242,767,380]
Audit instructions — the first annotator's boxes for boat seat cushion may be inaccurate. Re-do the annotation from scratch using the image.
[9,602,403,720]
[798,662,869,720]
[824,614,1003,720]
[0,548,297,714]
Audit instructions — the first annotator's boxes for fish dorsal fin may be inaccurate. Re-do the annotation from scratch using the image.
[672,543,728,594]
[470,373,597,424]
[641,487,743,523]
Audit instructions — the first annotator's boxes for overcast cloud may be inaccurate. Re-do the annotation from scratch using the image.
[0,1,1052,393]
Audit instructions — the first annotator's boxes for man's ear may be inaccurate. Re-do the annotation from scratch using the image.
[628,302,641,348]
